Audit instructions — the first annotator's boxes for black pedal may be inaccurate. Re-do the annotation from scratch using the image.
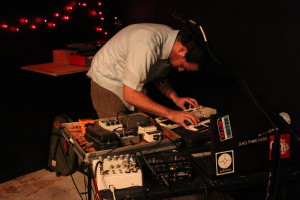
[121,114,150,128]
[113,128,140,145]
[84,126,121,150]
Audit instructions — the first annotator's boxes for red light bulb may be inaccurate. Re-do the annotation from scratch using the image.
[1,24,8,28]
[10,27,20,32]
[90,10,97,16]
[65,6,73,11]
[20,18,28,23]
[62,16,70,20]
[47,22,56,27]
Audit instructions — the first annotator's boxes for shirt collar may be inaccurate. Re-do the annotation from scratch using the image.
[161,29,179,59]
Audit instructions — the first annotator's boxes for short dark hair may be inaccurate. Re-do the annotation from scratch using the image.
[177,30,207,65]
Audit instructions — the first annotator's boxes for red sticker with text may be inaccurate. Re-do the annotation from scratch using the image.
[269,133,290,160]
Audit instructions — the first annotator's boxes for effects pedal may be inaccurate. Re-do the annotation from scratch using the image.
[121,113,150,128]
[79,119,95,134]
[113,128,140,145]
[145,151,193,185]
[98,117,123,132]
[138,125,162,142]
[92,154,143,190]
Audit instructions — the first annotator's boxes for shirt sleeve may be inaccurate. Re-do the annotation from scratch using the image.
[122,42,159,91]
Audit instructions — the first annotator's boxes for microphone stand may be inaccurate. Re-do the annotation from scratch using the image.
[171,10,300,200]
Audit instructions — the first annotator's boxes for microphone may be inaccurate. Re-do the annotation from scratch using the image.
[172,10,208,43]
[172,10,199,26]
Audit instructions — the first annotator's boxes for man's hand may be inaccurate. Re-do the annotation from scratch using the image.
[123,85,200,130]
[173,97,199,110]
[155,78,199,110]
[167,110,200,129]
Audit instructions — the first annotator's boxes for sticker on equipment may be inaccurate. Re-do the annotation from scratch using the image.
[217,115,233,141]
[216,150,234,176]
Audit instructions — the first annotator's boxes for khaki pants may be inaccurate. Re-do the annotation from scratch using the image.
[90,80,129,118]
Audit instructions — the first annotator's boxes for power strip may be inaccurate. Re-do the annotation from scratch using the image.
[92,154,143,190]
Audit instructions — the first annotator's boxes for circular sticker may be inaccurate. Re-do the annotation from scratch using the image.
[217,153,232,169]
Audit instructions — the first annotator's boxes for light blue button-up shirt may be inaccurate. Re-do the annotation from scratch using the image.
[87,23,179,110]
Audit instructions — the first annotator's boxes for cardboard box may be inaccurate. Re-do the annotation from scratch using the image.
[69,54,93,67]
[53,50,77,64]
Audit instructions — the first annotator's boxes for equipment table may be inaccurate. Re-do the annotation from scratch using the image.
[21,62,89,76]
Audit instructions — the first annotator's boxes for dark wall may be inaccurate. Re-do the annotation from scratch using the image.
[0,0,114,182]
[116,0,300,130]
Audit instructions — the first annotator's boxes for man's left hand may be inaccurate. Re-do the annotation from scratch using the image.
[173,97,199,110]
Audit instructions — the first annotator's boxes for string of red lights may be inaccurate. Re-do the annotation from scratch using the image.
[0,0,119,34]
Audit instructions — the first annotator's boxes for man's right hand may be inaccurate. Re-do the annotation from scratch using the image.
[167,110,200,129]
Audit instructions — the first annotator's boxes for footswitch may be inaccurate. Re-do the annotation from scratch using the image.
[138,125,162,142]
[92,154,143,190]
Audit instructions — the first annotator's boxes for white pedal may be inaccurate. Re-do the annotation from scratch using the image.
[144,130,162,142]
[138,125,162,142]
[92,154,142,191]
[98,117,123,132]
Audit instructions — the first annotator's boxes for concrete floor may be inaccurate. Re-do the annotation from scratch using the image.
[0,169,205,200]
[0,169,87,200]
